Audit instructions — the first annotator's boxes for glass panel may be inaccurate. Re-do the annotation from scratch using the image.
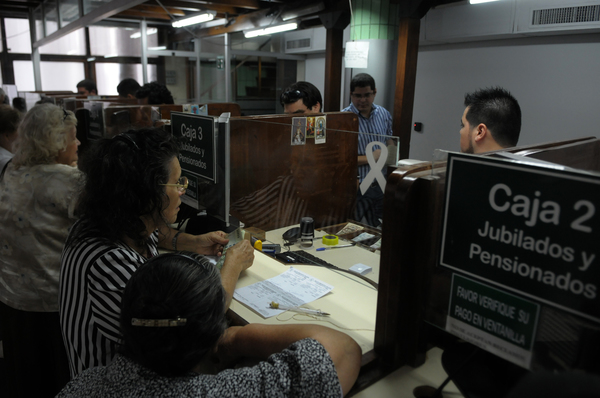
[95,63,157,96]
[89,26,158,57]
[39,28,86,55]
[5,18,32,54]
[40,61,85,91]
[162,56,196,104]
[83,0,111,15]
[13,60,35,92]
[199,36,226,103]
[34,5,44,40]
[234,57,277,99]
[227,115,369,232]
[44,0,59,36]
[59,0,80,27]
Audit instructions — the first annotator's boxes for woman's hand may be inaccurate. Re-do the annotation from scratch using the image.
[195,231,229,256]
[219,240,254,309]
[223,240,254,273]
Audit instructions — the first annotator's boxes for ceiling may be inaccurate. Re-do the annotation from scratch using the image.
[0,0,299,21]
[0,0,465,34]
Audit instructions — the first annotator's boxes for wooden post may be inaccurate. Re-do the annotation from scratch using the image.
[393,18,420,159]
[324,27,343,112]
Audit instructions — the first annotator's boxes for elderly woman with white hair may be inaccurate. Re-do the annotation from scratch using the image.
[0,103,81,397]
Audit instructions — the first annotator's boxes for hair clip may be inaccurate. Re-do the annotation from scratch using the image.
[131,317,187,327]
[114,133,140,150]
[62,109,69,121]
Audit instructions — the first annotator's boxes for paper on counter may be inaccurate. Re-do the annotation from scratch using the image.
[233,267,333,318]
[352,232,376,242]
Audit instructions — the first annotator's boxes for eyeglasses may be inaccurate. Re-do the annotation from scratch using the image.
[280,89,305,103]
[351,92,375,99]
[161,176,188,193]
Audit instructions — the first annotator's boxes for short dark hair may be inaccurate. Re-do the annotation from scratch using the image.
[280,81,323,111]
[119,252,227,377]
[76,79,97,94]
[135,81,174,105]
[0,105,22,136]
[73,127,180,248]
[350,73,376,92]
[117,78,141,98]
[464,87,521,148]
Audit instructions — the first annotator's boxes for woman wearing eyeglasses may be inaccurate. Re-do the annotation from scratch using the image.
[0,103,80,397]
[59,127,254,378]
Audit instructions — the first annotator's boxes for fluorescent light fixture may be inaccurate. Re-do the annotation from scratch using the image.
[470,0,501,4]
[87,57,96,62]
[104,54,119,58]
[148,46,167,50]
[130,28,157,39]
[172,11,216,28]
[244,22,298,38]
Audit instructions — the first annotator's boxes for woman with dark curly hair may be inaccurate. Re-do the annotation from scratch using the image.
[59,127,254,378]
[57,252,361,398]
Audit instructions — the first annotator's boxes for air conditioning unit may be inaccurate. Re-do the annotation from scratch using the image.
[515,0,600,35]
[421,0,600,45]
[284,27,326,54]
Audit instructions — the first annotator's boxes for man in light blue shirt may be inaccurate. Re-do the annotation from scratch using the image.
[342,73,393,227]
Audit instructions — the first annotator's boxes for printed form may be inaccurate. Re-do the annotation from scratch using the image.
[233,267,333,318]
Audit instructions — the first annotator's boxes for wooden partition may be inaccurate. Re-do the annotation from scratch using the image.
[374,137,600,376]
[228,112,359,231]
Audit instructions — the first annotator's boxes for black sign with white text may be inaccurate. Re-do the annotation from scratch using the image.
[440,154,600,322]
[171,112,217,182]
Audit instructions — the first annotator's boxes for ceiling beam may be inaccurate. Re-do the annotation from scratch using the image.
[131,4,186,15]
[201,7,272,35]
[156,0,261,10]
[196,0,260,9]
[1,1,41,7]
[33,0,147,49]
[154,1,237,15]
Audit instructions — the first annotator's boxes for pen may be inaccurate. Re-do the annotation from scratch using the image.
[269,301,330,316]
[316,244,355,251]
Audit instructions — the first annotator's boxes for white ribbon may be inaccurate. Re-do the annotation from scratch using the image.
[359,141,388,195]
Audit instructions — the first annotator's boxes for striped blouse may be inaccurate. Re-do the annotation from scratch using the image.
[59,219,159,377]
[342,102,393,183]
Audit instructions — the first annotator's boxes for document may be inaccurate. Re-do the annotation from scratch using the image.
[233,267,333,318]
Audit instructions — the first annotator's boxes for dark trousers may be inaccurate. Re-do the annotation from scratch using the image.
[355,182,384,228]
[0,301,70,398]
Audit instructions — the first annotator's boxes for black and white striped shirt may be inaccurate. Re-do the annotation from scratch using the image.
[59,219,159,377]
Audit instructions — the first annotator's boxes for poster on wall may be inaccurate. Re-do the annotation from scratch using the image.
[345,41,369,68]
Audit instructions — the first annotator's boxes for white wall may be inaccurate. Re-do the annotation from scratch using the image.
[410,33,600,160]
[304,54,325,108]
